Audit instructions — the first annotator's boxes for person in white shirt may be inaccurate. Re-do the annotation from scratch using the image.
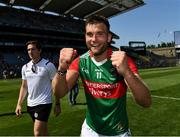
[15,40,61,136]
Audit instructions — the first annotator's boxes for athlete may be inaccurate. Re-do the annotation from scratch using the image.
[15,40,61,136]
[68,81,79,105]
[52,15,151,136]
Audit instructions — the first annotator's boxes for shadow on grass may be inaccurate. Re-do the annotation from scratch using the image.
[75,102,87,105]
[0,111,27,117]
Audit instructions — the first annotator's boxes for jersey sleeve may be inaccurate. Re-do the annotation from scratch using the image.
[46,62,57,80]
[127,57,138,74]
[21,65,26,80]
[68,56,80,72]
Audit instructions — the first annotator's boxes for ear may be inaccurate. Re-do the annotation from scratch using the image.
[107,33,112,43]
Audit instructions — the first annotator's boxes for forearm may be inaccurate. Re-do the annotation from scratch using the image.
[124,69,151,107]
[52,73,69,98]
[17,88,27,106]
[53,48,79,98]
[55,97,60,105]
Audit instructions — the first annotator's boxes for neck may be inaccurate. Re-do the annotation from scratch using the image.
[93,50,107,62]
[32,57,41,64]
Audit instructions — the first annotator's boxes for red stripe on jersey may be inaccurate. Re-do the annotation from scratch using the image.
[69,50,138,74]
[69,56,80,71]
[82,79,127,99]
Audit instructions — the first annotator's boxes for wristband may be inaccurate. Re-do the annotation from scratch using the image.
[57,70,67,76]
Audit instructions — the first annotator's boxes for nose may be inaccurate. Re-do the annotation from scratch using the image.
[28,49,33,56]
[28,49,32,53]
[91,34,97,42]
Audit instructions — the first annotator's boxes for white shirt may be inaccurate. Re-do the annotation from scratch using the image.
[22,58,56,107]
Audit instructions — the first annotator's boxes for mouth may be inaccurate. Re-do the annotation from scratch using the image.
[91,44,99,48]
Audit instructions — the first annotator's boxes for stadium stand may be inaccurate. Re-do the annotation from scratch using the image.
[0,0,145,79]
[0,7,86,79]
[0,6,84,33]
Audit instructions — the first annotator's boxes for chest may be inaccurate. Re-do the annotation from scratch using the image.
[79,58,123,83]
[25,66,48,79]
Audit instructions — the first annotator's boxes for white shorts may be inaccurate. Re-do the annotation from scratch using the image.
[80,119,131,137]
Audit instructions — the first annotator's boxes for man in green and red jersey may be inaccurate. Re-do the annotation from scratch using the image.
[52,15,151,136]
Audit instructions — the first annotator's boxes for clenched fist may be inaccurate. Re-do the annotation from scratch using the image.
[110,50,130,76]
[58,48,77,71]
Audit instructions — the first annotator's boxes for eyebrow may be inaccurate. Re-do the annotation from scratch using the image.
[27,47,36,50]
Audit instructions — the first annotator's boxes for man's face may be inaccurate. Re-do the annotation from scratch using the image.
[85,23,112,56]
[27,44,41,60]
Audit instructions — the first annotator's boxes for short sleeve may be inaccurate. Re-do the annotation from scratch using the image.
[69,57,80,72]
[127,57,138,74]
[21,65,26,80]
[46,62,57,80]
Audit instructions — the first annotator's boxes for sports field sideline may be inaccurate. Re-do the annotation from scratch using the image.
[0,66,180,136]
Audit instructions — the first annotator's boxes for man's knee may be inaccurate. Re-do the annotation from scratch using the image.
[34,120,48,136]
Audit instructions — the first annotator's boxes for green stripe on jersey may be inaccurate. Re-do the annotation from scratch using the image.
[86,94,128,135]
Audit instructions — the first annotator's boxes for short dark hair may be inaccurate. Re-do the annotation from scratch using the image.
[85,15,110,32]
[26,40,41,50]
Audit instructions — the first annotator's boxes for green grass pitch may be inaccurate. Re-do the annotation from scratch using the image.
[0,66,180,136]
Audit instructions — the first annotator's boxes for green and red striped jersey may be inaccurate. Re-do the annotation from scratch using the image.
[69,48,138,135]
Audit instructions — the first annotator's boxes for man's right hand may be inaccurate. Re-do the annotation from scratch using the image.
[15,105,22,117]
[58,48,77,71]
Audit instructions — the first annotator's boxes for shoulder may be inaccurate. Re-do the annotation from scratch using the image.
[41,58,54,67]
[80,51,90,59]
[71,51,90,64]
[127,57,138,73]
[22,61,31,69]
[42,59,56,73]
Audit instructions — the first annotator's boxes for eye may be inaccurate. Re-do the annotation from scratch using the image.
[96,32,105,37]
[86,32,106,38]
[86,32,93,37]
